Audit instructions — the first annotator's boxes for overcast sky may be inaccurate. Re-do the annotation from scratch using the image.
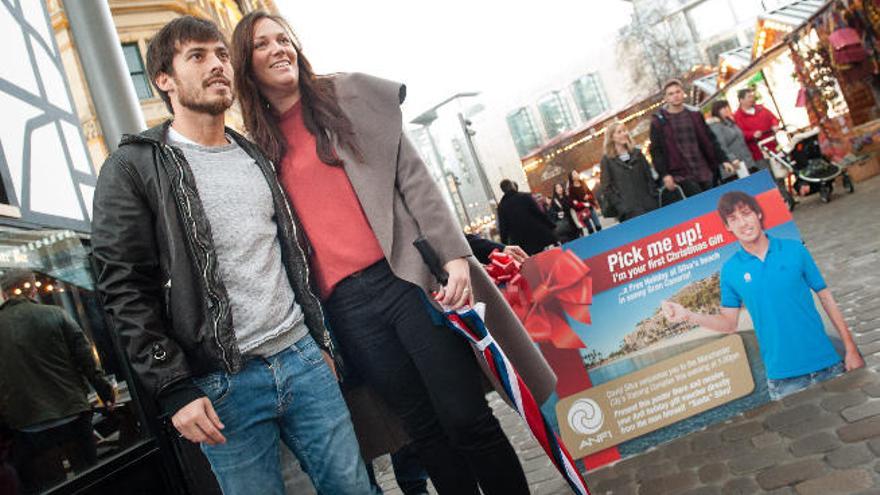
[278,1,634,120]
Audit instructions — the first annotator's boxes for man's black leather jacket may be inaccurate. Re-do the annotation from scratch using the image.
[91,121,332,416]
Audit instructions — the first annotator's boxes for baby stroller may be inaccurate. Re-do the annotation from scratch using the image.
[758,128,854,205]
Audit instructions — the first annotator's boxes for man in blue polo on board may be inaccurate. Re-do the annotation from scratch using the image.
[663,190,863,400]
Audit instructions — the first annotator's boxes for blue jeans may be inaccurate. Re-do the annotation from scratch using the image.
[194,335,372,495]
[583,207,602,234]
[767,361,845,401]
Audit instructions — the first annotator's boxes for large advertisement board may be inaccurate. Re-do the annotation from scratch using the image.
[509,171,846,469]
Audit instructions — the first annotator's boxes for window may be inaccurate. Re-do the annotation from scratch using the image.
[571,74,609,122]
[122,43,153,100]
[0,228,150,494]
[506,108,542,157]
[537,92,575,140]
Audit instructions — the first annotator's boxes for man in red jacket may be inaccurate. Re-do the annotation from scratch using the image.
[733,88,780,168]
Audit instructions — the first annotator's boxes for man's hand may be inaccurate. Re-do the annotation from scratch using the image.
[321,350,338,380]
[172,397,226,445]
[436,257,472,310]
[844,348,866,372]
[502,245,528,263]
[753,130,762,139]
[723,162,735,174]
[661,301,689,323]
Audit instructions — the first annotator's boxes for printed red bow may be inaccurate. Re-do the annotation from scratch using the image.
[486,249,590,349]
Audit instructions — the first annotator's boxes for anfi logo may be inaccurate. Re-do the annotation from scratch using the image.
[744,272,752,283]
[567,398,604,435]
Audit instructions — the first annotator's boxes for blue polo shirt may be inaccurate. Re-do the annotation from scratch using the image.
[720,236,841,379]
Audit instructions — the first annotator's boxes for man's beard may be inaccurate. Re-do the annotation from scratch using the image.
[175,78,233,116]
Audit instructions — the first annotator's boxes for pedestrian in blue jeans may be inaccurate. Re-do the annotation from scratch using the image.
[230,11,557,494]
[91,16,372,494]
[663,191,863,400]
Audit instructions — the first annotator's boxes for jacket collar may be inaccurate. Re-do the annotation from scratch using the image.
[0,297,35,310]
[119,120,252,153]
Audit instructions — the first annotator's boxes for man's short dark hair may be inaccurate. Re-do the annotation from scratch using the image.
[0,269,36,296]
[146,16,226,114]
[737,88,754,101]
[500,179,515,194]
[717,191,764,226]
[663,79,684,93]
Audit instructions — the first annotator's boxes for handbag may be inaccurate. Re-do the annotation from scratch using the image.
[599,192,620,219]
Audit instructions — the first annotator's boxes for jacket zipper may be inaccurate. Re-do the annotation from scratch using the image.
[264,158,335,359]
[164,144,232,371]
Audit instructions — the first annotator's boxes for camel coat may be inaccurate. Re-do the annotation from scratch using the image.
[324,73,557,458]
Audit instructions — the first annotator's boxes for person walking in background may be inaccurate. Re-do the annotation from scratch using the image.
[659,175,687,207]
[733,87,780,169]
[567,170,602,234]
[598,121,657,222]
[231,12,556,494]
[91,17,373,494]
[0,269,116,494]
[548,182,581,243]
[497,179,558,255]
[707,100,755,183]
[465,233,528,264]
[650,79,730,196]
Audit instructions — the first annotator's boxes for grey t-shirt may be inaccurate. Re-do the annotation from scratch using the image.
[167,127,308,356]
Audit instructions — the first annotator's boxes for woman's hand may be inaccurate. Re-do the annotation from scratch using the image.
[436,257,472,310]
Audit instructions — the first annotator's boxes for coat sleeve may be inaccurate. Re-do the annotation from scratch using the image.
[91,155,202,416]
[395,133,472,265]
[465,234,504,264]
[649,117,669,177]
[59,308,114,403]
[599,156,621,208]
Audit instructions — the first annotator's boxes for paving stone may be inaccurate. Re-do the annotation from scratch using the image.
[820,390,868,412]
[690,431,724,453]
[592,474,633,494]
[721,421,765,442]
[727,446,788,475]
[765,404,822,431]
[869,437,880,456]
[793,468,875,495]
[841,399,880,422]
[636,471,698,495]
[862,380,880,398]
[698,462,727,484]
[755,459,828,491]
[781,386,825,407]
[721,477,760,495]
[776,414,843,439]
[859,340,880,356]
[681,487,720,495]
[532,477,573,495]
[752,431,783,449]
[658,438,691,458]
[742,400,783,419]
[823,369,878,392]
[677,453,707,470]
[788,431,842,457]
[855,330,880,345]
[825,443,874,468]
[636,461,677,482]
[837,415,880,442]
[764,488,797,495]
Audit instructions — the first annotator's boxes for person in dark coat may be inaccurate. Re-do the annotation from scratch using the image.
[0,269,115,494]
[548,182,581,243]
[599,121,657,222]
[497,179,557,255]
[649,79,730,196]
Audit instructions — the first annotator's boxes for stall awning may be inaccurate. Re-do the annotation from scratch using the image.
[760,0,827,27]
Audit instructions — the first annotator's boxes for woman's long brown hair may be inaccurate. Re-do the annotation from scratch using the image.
[231,11,362,165]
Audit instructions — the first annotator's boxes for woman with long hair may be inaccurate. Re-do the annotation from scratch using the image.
[598,121,658,221]
[549,182,580,243]
[231,12,554,495]
[566,169,602,234]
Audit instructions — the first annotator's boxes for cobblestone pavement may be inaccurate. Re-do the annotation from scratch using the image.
[290,175,880,494]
